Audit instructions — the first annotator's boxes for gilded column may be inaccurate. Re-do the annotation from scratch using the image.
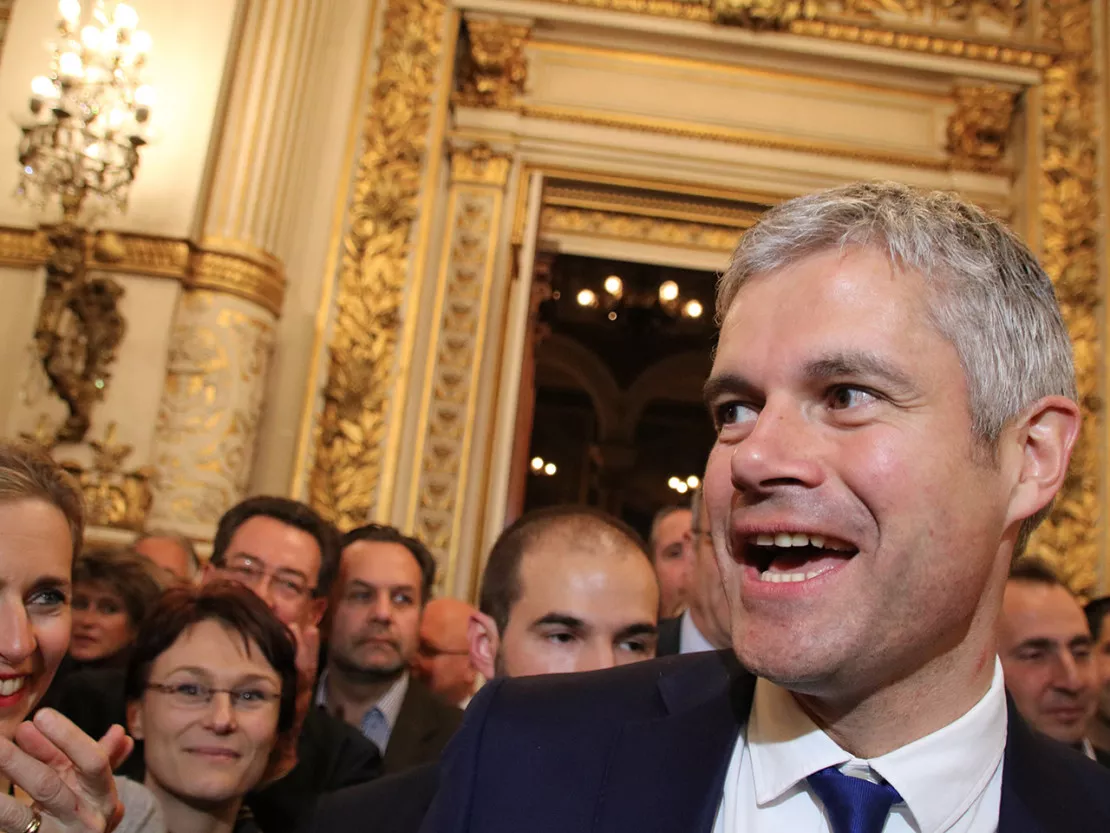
[147,0,324,537]
[405,145,512,590]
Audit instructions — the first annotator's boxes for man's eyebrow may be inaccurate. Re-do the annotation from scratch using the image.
[615,623,658,640]
[347,579,416,592]
[804,351,919,394]
[703,373,758,406]
[532,613,586,630]
[1069,634,1094,649]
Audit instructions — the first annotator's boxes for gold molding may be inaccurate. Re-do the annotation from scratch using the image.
[1025,0,1101,595]
[456,17,531,109]
[408,145,510,591]
[0,226,285,317]
[521,102,953,170]
[945,83,1018,174]
[540,205,746,252]
[189,249,285,318]
[307,0,448,531]
[519,0,1056,68]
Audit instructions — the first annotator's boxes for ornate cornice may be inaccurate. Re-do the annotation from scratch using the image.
[456,17,531,109]
[0,226,285,317]
[517,0,1056,68]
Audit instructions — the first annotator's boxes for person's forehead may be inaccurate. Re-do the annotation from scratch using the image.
[656,510,691,544]
[137,537,188,562]
[153,619,279,679]
[516,543,655,610]
[228,515,322,573]
[1003,581,1089,638]
[341,539,421,584]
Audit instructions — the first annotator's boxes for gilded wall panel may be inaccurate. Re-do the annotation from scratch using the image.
[147,291,275,535]
[409,149,510,588]
[1024,0,1102,594]
[308,0,448,530]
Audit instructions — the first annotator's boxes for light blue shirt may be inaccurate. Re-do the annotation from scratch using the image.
[316,669,410,753]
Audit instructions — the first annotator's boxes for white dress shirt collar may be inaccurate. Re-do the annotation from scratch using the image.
[679,609,717,654]
[748,659,1008,833]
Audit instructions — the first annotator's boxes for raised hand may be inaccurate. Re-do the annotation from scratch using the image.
[0,710,132,833]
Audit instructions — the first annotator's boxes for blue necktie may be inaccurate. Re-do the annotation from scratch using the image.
[807,766,903,833]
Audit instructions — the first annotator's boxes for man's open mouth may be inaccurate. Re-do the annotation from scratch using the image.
[739,532,859,583]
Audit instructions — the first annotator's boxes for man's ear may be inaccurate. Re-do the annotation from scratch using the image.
[468,611,499,680]
[308,595,327,627]
[126,701,144,740]
[1003,395,1081,529]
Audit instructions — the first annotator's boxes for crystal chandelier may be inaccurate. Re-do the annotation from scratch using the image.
[15,0,154,446]
[18,0,154,223]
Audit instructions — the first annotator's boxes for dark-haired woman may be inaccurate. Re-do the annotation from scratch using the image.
[125,582,299,833]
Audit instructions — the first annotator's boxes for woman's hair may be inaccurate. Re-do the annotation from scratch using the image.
[0,441,84,559]
[123,582,298,733]
[73,547,166,627]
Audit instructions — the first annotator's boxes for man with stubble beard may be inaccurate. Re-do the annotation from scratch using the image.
[318,524,461,773]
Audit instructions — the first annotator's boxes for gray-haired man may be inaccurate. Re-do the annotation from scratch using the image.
[421,182,1110,833]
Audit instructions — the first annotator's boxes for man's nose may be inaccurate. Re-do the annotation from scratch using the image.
[729,399,825,495]
[1054,651,1093,694]
[0,599,36,666]
[578,641,617,673]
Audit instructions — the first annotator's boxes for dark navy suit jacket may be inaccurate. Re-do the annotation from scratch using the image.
[419,651,1110,833]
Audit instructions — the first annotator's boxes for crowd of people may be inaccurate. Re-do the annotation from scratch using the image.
[1,181,1109,833]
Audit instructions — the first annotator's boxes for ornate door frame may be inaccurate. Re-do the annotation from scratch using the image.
[295,0,1106,599]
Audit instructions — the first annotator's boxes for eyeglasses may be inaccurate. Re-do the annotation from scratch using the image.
[213,556,315,602]
[146,682,281,711]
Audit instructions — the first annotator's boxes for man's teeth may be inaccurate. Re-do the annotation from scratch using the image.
[752,532,852,551]
[759,567,834,583]
[0,677,26,696]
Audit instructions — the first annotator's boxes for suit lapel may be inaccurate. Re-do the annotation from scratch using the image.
[592,653,754,833]
[383,681,428,772]
[998,698,1081,833]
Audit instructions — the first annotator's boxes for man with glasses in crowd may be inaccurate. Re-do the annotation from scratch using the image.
[50,496,383,833]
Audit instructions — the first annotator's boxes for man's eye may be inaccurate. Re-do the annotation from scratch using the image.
[392,592,413,606]
[827,386,877,410]
[545,632,576,645]
[715,401,757,427]
[234,688,270,703]
[175,683,205,698]
[29,589,68,608]
[618,639,651,654]
[1017,650,1046,662]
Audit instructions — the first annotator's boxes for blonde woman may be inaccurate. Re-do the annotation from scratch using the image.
[0,441,161,833]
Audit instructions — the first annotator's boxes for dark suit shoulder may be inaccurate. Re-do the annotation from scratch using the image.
[485,650,741,727]
[1001,708,1110,831]
[306,763,439,833]
[382,678,463,774]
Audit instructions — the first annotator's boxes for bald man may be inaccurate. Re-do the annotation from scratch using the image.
[413,598,482,707]
[303,506,659,833]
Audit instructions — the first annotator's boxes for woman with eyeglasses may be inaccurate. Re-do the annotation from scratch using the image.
[124,582,299,833]
[0,441,160,833]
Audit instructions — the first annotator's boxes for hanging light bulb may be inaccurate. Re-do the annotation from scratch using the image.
[659,281,679,303]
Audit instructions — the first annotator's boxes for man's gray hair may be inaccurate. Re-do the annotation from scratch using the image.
[717,181,1077,551]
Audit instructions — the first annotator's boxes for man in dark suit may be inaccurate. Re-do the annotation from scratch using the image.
[998,558,1103,764]
[302,506,660,833]
[657,486,730,657]
[420,182,1110,832]
[316,524,461,773]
